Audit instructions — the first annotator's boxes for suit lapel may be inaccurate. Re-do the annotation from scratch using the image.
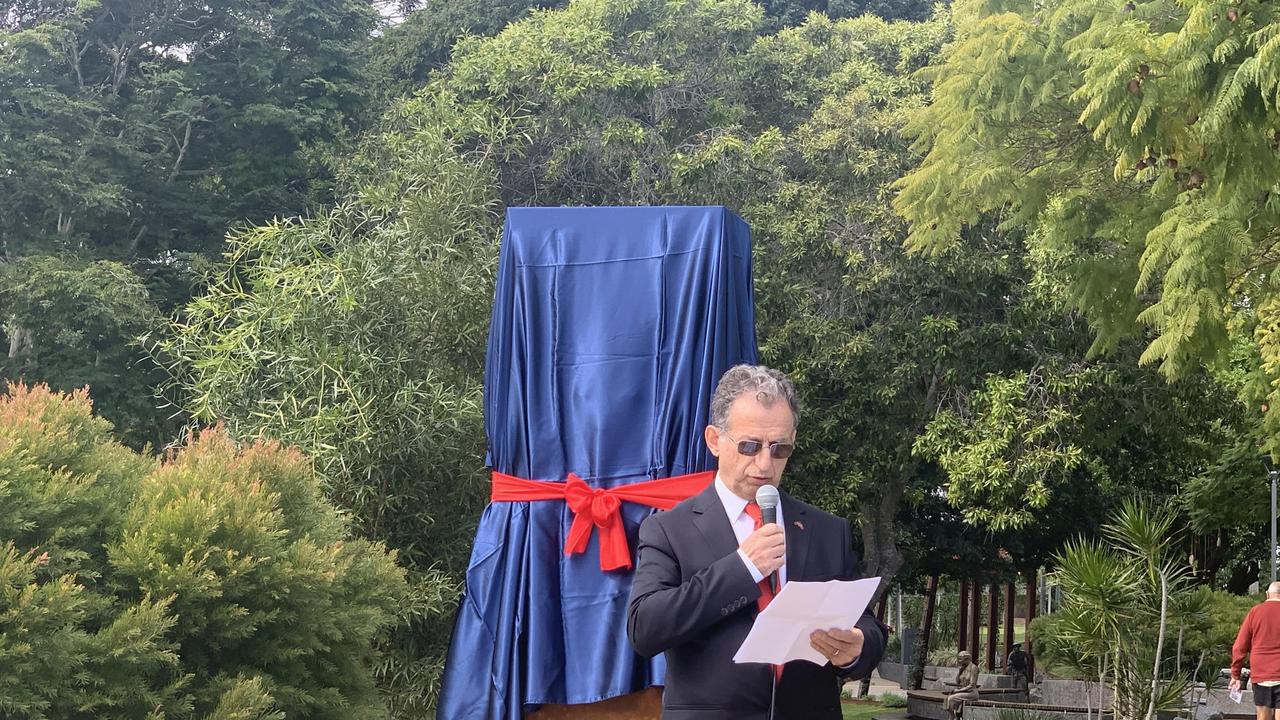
[690,483,739,557]
[782,492,810,581]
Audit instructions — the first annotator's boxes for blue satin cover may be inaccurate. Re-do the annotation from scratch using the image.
[437,207,759,718]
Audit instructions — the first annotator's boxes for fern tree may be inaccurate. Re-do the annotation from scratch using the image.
[893,0,1280,443]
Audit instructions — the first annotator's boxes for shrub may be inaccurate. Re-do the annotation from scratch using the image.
[0,384,407,719]
[882,692,908,708]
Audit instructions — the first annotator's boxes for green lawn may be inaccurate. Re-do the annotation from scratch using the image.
[842,700,891,720]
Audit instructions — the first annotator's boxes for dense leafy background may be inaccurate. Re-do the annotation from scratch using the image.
[5,0,1277,712]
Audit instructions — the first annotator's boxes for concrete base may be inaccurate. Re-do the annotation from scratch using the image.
[906,689,1030,720]
[966,703,1112,720]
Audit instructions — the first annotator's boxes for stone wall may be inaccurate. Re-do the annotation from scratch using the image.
[1036,679,1111,708]
[878,661,1023,690]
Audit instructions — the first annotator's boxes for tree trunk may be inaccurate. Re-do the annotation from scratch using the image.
[859,363,942,610]
[859,477,905,606]
[911,575,939,690]
[968,581,981,662]
[1025,568,1037,679]
[1145,572,1169,720]
[7,324,34,359]
[1003,582,1015,668]
[959,578,970,653]
[986,580,998,671]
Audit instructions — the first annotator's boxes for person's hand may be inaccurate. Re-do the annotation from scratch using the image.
[810,627,865,667]
[1230,677,1241,693]
[739,524,785,576]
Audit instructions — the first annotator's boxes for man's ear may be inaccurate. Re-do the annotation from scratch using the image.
[704,425,720,458]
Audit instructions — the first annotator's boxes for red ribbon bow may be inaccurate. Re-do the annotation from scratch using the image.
[490,469,715,571]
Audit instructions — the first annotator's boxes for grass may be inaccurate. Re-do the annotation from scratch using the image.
[841,700,896,720]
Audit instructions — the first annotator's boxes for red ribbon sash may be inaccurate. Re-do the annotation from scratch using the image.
[490,470,715,571]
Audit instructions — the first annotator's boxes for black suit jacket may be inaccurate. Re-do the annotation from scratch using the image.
[627,484,886,719]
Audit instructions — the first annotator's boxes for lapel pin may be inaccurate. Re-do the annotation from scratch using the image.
[793,520,804,530]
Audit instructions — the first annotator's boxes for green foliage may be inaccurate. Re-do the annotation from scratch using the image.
[759,0,936,26]
[0,0,379,447]
[882,692,909,707]
[0,256,176,448]
[916,372,1084,529]
[1035,501,1204,720]
[0,383,406,719]
[892,0,1280,449]
[1172,587,1254,681]
[362,0,569,105]
[916,355,1249,533]
[157,90,506,714]
[168,1,966,706]
[421,0,981,588]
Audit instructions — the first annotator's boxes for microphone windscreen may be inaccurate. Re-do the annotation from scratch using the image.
[755,484,779,525]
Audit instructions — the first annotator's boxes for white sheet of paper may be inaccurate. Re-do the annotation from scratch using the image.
[732,577,881,666]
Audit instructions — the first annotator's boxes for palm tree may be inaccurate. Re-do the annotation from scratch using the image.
[1035,501,1200,720]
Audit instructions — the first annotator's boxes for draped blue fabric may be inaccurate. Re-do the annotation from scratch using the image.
[438,206,759,719]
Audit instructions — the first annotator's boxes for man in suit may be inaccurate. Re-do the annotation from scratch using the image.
[627,364,887,719]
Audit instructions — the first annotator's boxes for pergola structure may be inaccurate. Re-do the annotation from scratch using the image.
[908,568,1039,688]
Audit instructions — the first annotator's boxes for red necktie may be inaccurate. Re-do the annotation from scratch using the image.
[744,501,783,681]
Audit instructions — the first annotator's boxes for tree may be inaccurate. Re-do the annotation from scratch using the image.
[165,1,1270,711]
[156,91,508,715]
[915,345,1251,533]
[430,0,979,597]
[892,0,1280,448]
[0,256,173,448]
[167,3,964,706]
[361,0,568,106]
[1040,502,1194,720]
[0,383,406,719]
[1,0,378,445]
[757,0,936,26]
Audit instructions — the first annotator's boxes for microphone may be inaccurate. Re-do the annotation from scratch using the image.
[755,485,781,593]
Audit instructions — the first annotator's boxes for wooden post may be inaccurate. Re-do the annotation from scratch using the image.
[911,575,939,690]
[986,580,999,671]
[958,578,969,652]
[1003,582,1015,667]
[968,580,981,663]
[1025,568,1037,679]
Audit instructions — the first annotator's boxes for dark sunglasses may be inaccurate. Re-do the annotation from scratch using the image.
[723,431,795,459]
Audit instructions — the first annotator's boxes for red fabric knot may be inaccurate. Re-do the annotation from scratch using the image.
[563,474,628,570]
[489,469,715,572]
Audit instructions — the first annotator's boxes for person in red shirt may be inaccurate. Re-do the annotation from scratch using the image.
[1232,582,1280,720]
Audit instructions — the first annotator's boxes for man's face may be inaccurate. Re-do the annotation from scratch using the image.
[704,393,796,502]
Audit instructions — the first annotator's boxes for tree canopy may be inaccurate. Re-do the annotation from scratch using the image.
[893,0,1280,446]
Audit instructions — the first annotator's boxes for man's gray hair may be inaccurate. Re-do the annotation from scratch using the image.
[709,364,800,430]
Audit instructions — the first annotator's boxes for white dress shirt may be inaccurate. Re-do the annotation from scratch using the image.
[714,474,787,587]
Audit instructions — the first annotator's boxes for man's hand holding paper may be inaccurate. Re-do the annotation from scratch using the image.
[811,626,866,667]
[732,577,882,666]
